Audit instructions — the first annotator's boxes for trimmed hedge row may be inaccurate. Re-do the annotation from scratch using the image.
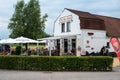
[0,56,113,71]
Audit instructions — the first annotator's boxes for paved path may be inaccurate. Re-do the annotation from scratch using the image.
[0,69,120,80]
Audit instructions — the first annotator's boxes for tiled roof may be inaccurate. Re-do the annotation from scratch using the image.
[96,15,120,37]
[66,8,120,37]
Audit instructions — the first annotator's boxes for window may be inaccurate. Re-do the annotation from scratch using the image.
[66,22,71,32]
[61,23,65,32]
[106,42,110,48]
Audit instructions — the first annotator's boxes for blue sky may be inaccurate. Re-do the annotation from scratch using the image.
[0,0,120,39]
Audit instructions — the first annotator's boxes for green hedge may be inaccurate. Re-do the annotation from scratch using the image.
[0,56,113,71]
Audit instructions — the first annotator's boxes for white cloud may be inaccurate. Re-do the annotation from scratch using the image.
[0,17,10,39]
[87,0,119,10]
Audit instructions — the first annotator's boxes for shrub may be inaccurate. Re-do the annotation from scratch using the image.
[0,56,113,71]
[15,46,22,55]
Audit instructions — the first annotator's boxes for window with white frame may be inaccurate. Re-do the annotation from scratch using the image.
[66,22,71,32]
[61,23,65,32]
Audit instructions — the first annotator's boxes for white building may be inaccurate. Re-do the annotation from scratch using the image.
[39,8,120,56]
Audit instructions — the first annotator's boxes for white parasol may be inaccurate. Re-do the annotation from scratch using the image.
[14,36,38,43]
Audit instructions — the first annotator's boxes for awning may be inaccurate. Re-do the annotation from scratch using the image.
[38,35,76,40]
[37,36,61,40]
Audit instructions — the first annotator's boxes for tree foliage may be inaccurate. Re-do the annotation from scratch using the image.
[8,0,49,39]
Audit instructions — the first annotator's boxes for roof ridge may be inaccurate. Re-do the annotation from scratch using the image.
[94,14,120,20]
[65,8,120,20]
[65,8,89,14]
[65,8,99,19]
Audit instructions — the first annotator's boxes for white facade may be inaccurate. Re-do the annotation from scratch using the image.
[54,9,81,36]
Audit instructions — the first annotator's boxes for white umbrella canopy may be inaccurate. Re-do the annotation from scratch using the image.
[14,36,38,43]
[14,36,39,55]
[39,40,46,43]
[0,37,39,55]
[0,36,38,44]
[0,38,19,44]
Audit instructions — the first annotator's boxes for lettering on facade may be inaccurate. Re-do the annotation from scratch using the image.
[59,15,72,23]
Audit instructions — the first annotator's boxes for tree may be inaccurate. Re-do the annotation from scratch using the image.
[8,0,25,38]
[8,0,49,39]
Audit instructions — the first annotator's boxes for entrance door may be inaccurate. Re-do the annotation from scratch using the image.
[64,39,68,53]
[71,39,76,55]
[57,39,60,49]
[72,39,76,49]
